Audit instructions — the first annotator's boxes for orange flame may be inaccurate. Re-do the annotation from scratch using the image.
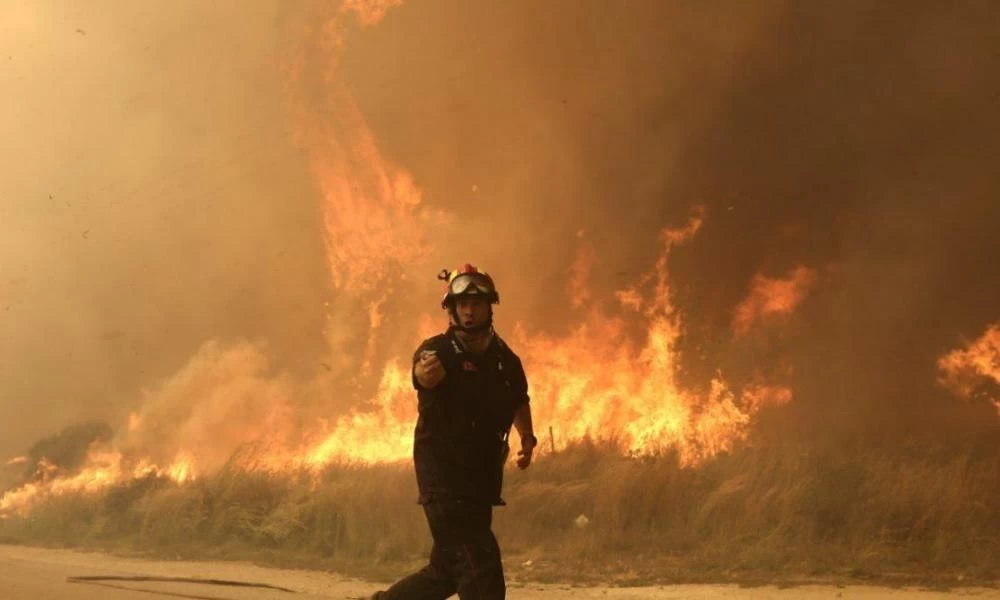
[938,323,1000,417]
[284,3,439,296]
[2,1,427,518]
[513,210,790,464]
[342,0,405,27]
[732,266,818,336]
[303,360,414,465]
[0,448,194,517]
[0,4,797,515]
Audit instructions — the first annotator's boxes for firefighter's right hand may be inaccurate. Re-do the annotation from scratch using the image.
[415,351,446,389]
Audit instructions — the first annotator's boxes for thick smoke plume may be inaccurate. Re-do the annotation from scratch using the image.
[333,0,1000,437]
[3,0,998,469]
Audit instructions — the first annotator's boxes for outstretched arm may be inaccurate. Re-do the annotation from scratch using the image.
[414,350,446,389]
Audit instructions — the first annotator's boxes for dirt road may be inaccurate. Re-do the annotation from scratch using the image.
[0,545,995,599]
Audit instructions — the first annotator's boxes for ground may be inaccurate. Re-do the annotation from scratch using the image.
[0,545,996,599]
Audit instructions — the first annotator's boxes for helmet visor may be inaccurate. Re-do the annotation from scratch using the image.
[449,272,494,297]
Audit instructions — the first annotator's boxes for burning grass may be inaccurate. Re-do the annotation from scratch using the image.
[1,437,996,585]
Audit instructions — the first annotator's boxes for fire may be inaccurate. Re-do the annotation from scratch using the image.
[303,360,414,465]
[0,448,193,517]
[165,455,195,483]
[938,323,1000,416]
[732,266,818,336]
[0,2,799,516]
[514,212,791,465]
[342,0,405,27]
[291,209,793,468]
[283,2,440,297]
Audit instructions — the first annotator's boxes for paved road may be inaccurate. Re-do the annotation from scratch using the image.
[0,545,346,600]
[1,545,997,599]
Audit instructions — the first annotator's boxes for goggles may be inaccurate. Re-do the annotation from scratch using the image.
[448,272,495,297]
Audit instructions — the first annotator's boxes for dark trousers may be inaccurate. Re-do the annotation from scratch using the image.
[375,499,505,600]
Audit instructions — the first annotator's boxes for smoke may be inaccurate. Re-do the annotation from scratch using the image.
[117,340,296,475]
[333,0,1000,435]
[4,0,998,464]
[0,2,330,459]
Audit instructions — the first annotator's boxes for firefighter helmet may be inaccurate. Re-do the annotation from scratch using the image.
[438,264,500,309]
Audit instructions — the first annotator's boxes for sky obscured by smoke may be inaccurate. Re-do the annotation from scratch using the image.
[339,0,1000,434]
[1,1,330,459]
[2,0,998,459]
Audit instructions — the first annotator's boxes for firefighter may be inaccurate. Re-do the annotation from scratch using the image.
[373,264,536,600]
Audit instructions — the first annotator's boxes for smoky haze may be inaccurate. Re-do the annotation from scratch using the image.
[2,0,998,462]
[0,2,330,460]
[340,0,1000,436]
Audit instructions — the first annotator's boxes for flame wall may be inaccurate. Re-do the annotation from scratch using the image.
[2,0,999,504]
[326,0,1000,436]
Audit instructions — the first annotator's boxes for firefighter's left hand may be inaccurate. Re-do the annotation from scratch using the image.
[516,438,536,470]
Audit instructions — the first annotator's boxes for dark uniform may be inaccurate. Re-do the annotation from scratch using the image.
[375,326,529,600]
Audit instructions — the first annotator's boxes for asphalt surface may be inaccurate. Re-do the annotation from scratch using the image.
[1,545,997,599]
[0,545,346,600]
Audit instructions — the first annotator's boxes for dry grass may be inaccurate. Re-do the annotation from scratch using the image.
[1,436,997,585]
